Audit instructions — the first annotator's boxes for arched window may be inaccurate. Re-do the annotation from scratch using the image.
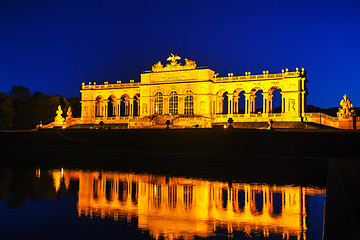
[184,90,194,115]
[169,91,178,115]
[154,92,163,115]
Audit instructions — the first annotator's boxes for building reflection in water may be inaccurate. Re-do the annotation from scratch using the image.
[51,169,325,240]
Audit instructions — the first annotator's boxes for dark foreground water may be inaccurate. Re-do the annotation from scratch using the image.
[0,167,325,240]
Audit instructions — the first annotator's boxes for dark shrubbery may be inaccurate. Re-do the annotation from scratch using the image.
[0,86,80,130]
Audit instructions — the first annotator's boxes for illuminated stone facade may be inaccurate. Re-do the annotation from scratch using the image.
[52,169,325,239]
[78,55,308,128]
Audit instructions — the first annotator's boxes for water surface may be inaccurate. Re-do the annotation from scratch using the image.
[0,168,325,239]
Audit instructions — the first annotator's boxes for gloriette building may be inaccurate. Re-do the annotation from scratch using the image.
[75,54,308,128]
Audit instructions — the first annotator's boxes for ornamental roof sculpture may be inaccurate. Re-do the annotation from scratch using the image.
[337,94,355,119]
[152,54,196,72]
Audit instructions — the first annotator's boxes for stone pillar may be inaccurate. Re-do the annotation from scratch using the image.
[233,96,239,114]
[227,94,232,115]
[262,93,267,114]
[113,101,117,116]
[163,97,168,115]
[268,94,273,113]
[178,96,184,114]
[244,93,251,115]
[137,99,140,116]
[125,101,129,116]
[149,98,153,115]
[301,91,305,116]
[250,95,256,114]
[129,98,134,116]
[104,104,107,117]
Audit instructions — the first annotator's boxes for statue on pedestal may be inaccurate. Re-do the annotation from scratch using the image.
[54,105,65,127]
[66,107,73,121]
[337,94,355,119]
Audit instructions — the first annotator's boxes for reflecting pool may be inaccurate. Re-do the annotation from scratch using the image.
[0,168,325,239]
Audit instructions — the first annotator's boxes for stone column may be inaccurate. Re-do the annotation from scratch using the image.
[163,97,168,115]
[233,96,239,114]
[250,95,256,114]
[244,93,251,115]
[178,96,184,115]
[281,96,285,113]
[268,94,273,113]
[227,94,232,115]
[125,101,129,116]
[129,98,134,116]
[301,91,305,116]
[262,93,267,114]
[137,98,140,116]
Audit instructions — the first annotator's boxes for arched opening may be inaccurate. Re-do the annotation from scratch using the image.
[222,188,228,209]
[272,192,282,216]
[95,96,104,117]
[222,91,229,114]
[107,95,116,117]
[184,90,194,115]
[269,88,282,113]
[238,190,245,211]
[154,92,163,115]
[234,90,245,114]
[251,88,263,114]
[255,191,264,213]
[133,94,140,116]
[169,91,178,115]
[120,94,130,116]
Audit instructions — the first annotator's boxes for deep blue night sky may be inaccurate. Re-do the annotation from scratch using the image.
[1,0,359,107]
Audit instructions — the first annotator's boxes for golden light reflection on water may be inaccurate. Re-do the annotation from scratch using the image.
[51,169,325,240]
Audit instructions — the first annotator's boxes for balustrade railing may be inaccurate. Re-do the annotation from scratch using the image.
[83,82,140,90]
[214,71,300,82]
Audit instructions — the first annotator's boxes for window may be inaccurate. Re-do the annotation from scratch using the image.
[184,90,194,115]
[169,91,178,115]
[154,92,163,115]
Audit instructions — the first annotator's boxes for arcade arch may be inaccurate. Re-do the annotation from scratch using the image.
[233,89,246,114]
[250,88,264,114]
[268,87,282,113]
[95,96,104,117]
[107,95,117,117]
[120,94,130,116]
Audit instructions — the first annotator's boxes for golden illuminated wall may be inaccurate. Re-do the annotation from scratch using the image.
[51,169,324,240]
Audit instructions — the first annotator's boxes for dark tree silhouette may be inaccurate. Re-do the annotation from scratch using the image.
[0,92,15,129]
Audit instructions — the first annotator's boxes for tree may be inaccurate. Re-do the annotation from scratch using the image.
[0,92,15,129]
[9,86,31,100]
